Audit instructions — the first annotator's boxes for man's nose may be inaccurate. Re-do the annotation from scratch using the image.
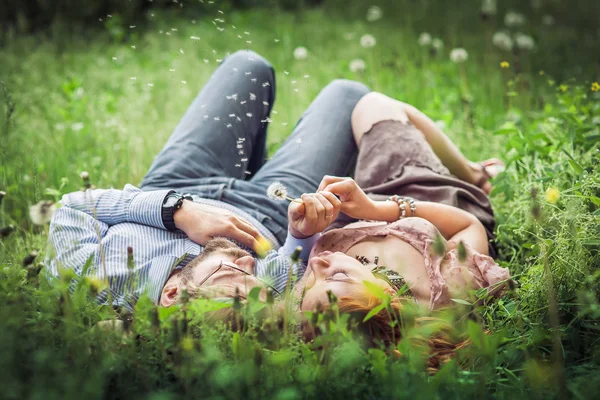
[234,255,255,273]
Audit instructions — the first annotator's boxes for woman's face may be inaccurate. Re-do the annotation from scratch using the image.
[300,251,391,311]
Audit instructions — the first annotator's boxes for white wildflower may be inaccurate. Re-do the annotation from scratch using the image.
[542,15,555,26]
[449,48,468,63]
[29,201,56,225]
[349,58,366,73]
[481,0,497,16]
[504,11,526,27]
[360,34,376,48]
[366,6,383,22]
[492,31,514,51]
[80,171,89,180]
[190,36,200,40]
[432,38,444,51]
[514,33,535,50]
[267,182,290,201]
[293,46,308,60]
[418,32,432,47]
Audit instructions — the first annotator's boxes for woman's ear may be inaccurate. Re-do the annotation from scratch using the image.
[160,280,180,307]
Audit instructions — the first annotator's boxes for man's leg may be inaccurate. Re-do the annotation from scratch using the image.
[140,50,275,190]
[222,79,370,243]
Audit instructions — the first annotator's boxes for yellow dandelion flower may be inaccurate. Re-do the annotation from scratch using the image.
[500,61,510,68]
[545,187,560,204]
[592,82,600,92]
[254,236,273,258]
[559,84,568,92]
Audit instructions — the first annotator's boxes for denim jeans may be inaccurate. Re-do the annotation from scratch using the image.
[140,50,370,244]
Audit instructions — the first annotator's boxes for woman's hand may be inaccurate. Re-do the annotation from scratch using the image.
[288,192,341,239]
[317,176,376,220]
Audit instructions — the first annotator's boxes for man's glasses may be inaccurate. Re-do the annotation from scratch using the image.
[198,260,281,296]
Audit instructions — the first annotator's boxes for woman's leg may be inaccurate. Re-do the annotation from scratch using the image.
[351,92,498,193]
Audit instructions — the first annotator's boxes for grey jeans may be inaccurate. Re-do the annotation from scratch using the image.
[140,50,370,244]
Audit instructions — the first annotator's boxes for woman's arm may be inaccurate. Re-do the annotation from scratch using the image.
[370,200,489,255]
[318,176,489,255]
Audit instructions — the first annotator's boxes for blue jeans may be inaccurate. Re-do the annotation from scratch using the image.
[140,50,370,244]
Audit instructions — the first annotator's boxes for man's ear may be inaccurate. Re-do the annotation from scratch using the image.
[160,279,180,308]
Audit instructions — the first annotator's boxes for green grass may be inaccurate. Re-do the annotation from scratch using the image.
[1,2,600,398]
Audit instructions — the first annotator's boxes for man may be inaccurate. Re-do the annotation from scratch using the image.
[46,50,370,309]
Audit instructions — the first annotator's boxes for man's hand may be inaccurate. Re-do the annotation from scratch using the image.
[288,192,341,239]
[317,176,377,220]
[174,200,262,248]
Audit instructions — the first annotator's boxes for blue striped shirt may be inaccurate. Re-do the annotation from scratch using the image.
[45,184,318,309]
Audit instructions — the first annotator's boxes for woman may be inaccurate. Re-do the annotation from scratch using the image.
[292,92,510,364]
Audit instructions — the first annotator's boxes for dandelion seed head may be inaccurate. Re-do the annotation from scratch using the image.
[267,182,289,201]
[432,38,444,51]
[293,46,308,60]
[366,6,383,22]
[504,11,526,27]
[29,201,56,225]
[449,48,469,63]
[492,31,513,51]
[349,58,366,73]
[481,0,497,16]
[514,33,535,50]
[418,32,432,47]
[360,34,376,48]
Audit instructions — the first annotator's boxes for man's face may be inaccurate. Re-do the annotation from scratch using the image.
[160,238,268,306]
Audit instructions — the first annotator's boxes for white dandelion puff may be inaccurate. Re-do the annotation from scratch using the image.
[481,0,497,16]
[293,46,308,60]
[418,32,432,47]
[450,48,469,63]
[366,6,383,22]
[432,38,444,51]
[492,31,514,51]
[29,201,56,225]
[514,33,535,50]
[504,11,526,27]
[360,34,376,48]
[267,182,294,202]
[349,58,366,73]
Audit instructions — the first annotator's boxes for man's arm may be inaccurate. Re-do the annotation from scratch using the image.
[61,184,171,229]
[63,185,262,248]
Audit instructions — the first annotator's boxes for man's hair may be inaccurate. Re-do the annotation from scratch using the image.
[302,293,470,374]
[179,237,250,285]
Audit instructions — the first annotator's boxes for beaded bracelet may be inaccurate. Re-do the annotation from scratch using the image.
[387,195,416,219]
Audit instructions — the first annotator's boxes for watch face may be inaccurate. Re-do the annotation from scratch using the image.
[164,195,180,208]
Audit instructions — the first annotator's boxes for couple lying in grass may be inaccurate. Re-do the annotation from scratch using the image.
[46,50,510,355]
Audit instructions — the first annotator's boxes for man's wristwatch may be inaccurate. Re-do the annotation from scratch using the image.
[162,191,193,231]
